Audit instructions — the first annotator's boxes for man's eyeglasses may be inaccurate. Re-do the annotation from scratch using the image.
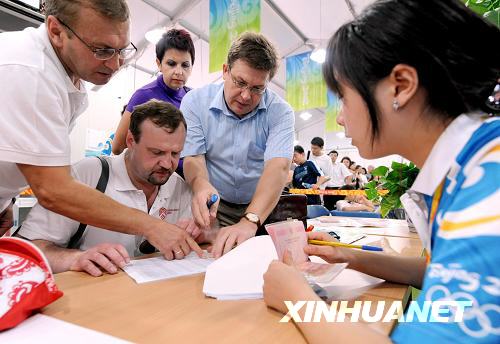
[228,68,267,95]
[57,18,137,60]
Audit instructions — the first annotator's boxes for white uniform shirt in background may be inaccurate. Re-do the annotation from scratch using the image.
[330,162,353,187]
[309,154,334,188]
[357,173,368,188]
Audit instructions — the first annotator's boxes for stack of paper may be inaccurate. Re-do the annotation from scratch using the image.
[203,236,277,300]
[203,235,348,300]
[123,251,214,284]
[203,235,384,301]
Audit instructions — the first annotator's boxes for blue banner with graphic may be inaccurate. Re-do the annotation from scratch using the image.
[209,0,261,73]
[286,51,327,111]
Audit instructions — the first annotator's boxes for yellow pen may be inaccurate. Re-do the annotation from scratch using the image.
[308,239,383,252]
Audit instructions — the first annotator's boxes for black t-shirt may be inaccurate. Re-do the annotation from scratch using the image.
[293,160,322,188]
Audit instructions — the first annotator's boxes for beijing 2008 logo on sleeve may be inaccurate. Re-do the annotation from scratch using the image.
[159,207,167,220]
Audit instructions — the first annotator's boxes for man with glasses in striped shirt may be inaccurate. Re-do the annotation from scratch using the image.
[181,32,295,258]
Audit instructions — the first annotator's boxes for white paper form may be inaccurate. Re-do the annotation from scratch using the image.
[0,314,130,343]
[123,251,214,284]
[309,256,385,300]
[203,236,278,300]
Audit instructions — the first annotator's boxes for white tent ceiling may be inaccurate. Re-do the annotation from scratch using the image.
[120,0,374,132]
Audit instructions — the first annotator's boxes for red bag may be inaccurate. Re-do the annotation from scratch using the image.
[0,237,63,331]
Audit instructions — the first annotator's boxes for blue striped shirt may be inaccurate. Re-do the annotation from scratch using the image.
[180,83,294,204]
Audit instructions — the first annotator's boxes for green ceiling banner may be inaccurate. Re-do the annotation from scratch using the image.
[462,0,499,27]
[286,51,327,111]
[209,0,261,73]
[325,91,343,133]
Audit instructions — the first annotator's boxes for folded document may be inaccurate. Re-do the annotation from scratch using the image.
[123,251,214,284]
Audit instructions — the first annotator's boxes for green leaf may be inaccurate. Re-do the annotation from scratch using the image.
[386,183,401,194]
[371,166,389,177]
[391,161,406,171]
[386,170,402,183]
[373,161,420,216]
[484,8,500,27]
[463,0,500,27]
[365,180,377,189]
[393,197,403,209]
[365,188,379,200]
[380,198,395,218]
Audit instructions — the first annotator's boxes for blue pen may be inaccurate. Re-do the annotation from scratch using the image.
[206,194,218,208]
[360,245,383,252]
[308,239,383,252]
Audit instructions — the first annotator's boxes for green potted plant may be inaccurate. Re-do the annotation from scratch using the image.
[364,161,420,218]
[462,0,499,28]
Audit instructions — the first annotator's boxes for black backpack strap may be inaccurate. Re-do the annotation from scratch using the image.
[67,156,110,249]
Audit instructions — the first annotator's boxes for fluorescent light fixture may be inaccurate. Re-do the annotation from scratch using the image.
[300,112,312,121]
[310,48,326,63]
[145,28,165,44]
[18,0,39,8]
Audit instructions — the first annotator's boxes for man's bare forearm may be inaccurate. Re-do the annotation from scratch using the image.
[17,164,167,237]
[246,158,290,222]
[184,155,211,191]
[31,239,80,273]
